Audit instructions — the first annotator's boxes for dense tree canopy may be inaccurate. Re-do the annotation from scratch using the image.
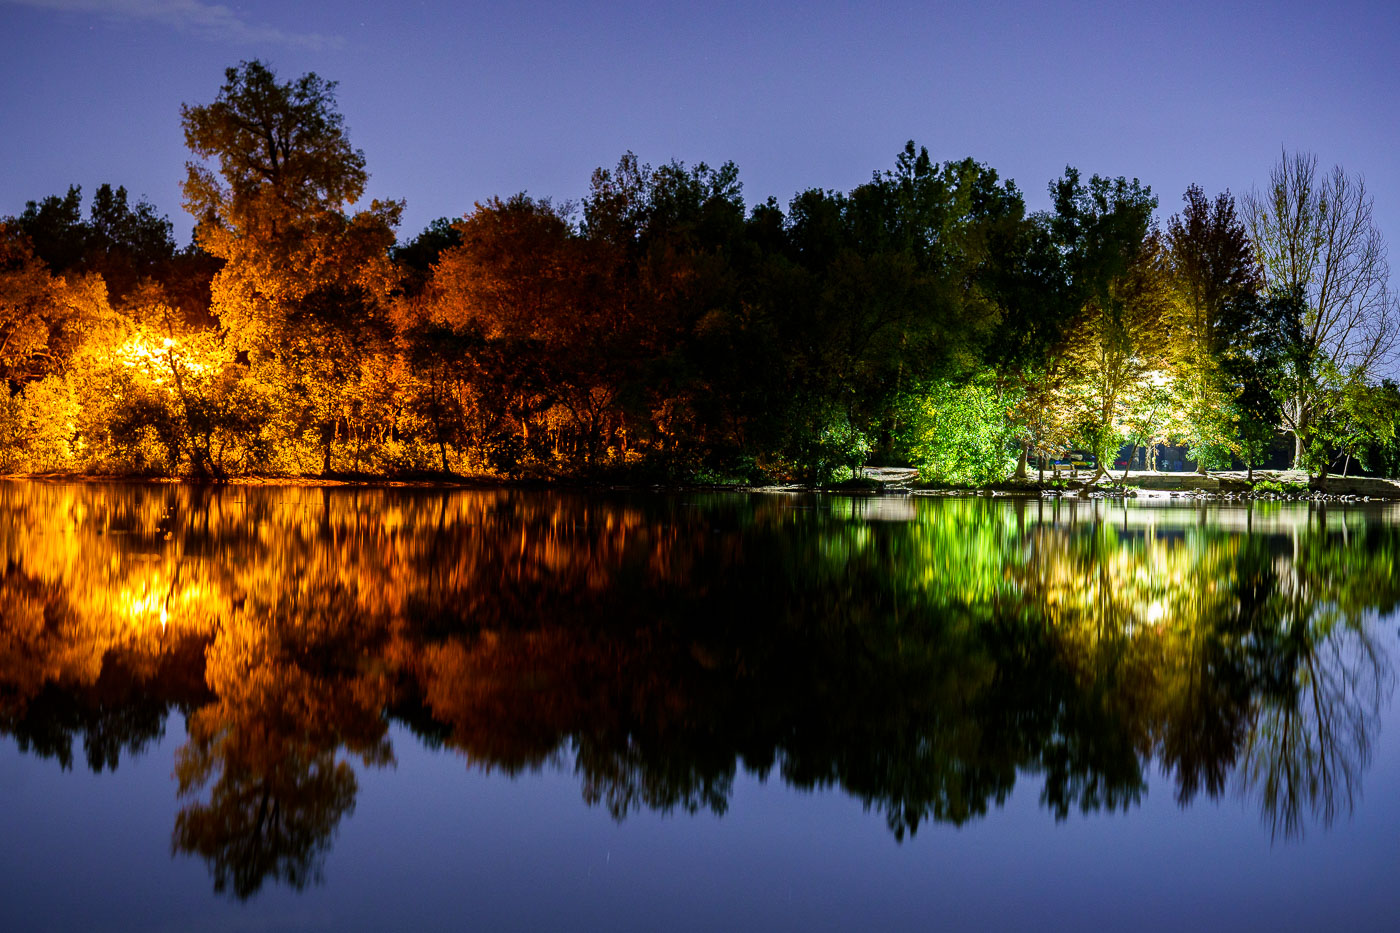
[0,62,1396,483]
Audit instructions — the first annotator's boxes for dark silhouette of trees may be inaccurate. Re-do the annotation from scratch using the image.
[14,183,183,307]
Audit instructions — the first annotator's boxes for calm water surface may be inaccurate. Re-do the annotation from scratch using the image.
[2,482,1399,931]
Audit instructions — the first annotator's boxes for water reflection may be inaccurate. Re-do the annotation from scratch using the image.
[1,483,1397,896]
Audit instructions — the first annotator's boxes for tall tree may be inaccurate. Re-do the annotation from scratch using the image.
[1243,151,1398,468]
[1165,184,1262,470]
[1050,169,1165,480]
[424,195,585,467]
[978,212,1074,478]
[181,59,401,351]
[181,60,401,474]
[776,143,1028,480]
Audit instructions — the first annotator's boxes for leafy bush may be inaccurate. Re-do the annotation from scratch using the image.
[19,376,83,472]
[782,402,872,484]
[1252,479,1308,495]
[901,378,1017,485]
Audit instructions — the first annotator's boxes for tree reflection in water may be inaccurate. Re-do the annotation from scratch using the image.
[171,593,393,897]
[0,484,1397,895]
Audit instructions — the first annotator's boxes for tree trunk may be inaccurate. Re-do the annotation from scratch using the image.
[1014,444,1029,480]
[1293,403,1309,469]
[1122,444,1137,482]
[430,384,449,473]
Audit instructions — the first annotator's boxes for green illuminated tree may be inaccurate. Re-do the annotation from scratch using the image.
[1049,169,1167,479]
[1165,184,1262,470]
[902,375,1018,484]
[1352,380,1400,477]
[771,143,1028,481]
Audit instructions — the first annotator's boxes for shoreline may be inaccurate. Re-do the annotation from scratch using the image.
[4,469,1397,501]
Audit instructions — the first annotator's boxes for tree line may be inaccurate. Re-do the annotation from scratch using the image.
[2,60,1397,483]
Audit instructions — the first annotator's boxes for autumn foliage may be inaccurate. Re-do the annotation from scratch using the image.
[2,61,1397,483]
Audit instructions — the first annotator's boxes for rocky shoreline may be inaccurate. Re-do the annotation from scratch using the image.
[4,468,1398,502]
[855,467,1400,502]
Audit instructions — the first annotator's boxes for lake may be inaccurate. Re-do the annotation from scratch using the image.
[2,482,1399,932]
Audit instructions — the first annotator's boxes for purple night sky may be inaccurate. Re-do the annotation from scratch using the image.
[2,0,1398,259]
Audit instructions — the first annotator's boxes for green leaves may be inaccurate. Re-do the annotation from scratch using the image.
[901,377,1018,485]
